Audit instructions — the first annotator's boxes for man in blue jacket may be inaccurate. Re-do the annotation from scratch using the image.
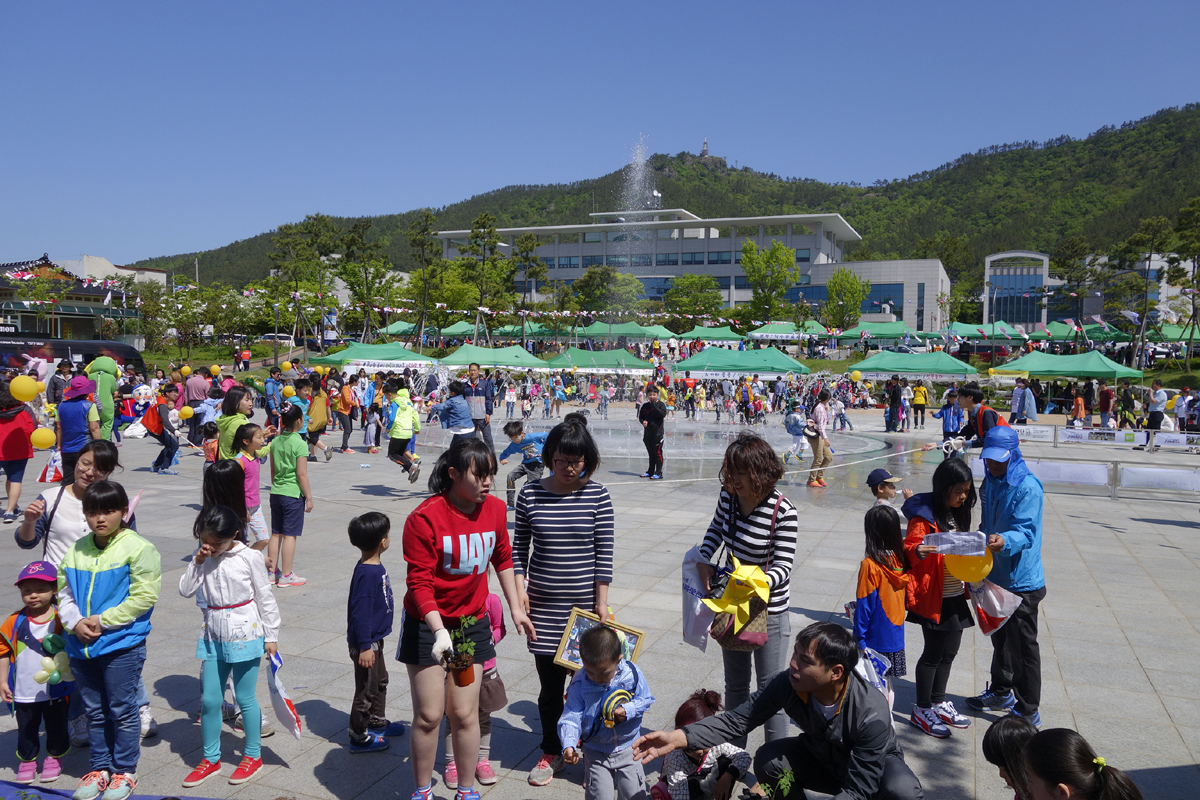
[462,362,495,453]
[966,426,1046,726]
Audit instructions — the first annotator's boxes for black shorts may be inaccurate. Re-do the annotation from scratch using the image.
[396,611,496,667]
[306,430,322,446]
[269,494,306,537]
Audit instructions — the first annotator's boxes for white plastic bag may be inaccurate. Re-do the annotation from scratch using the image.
[681,545,715,652]
[37,450,62,484]
[855,647,895,729]
[967,579,1023,636]
[267,652,303,739]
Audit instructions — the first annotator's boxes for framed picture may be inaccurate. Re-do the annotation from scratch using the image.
[553,608,645,671]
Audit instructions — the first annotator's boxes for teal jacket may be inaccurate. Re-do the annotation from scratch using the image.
[981,472,1045,593]
[57,528,161,659]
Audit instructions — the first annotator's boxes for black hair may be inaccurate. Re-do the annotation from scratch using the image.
[982,716,1038,797]
[348,511,391,552]
[161,382,179,395]
[563,411,589,427]
[77,440,121,476]
[233,423,262,454]
[647,384,660,394]
[293,378,311,391]
[428,438,498,495]
[863,505,904,569]
[794,621,858,673]
[269,366,281,375]
[384,377,407,394]
[958,383,984,403]
[945,391,958,401]
[201,421,219,439]
[207,386,226,400]
[192,505,245,544]
[221,386,250,417]
[280,404,304,430]
[818,388,830,402]
[502,421,524,438]
[468,362,481,371]
[542,419,600,476]
[931,458,976,532]
[1024,728,1143,800]
[203,460,249,535]
[447,380,465,396]
[82,480,129,516]
[579,625,622,666]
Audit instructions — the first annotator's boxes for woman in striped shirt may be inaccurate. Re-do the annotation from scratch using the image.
[513,420,614,786]
[696,433,798,745]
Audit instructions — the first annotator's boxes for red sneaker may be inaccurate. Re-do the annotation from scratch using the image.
[229,756,263,785]
[183,759,221,788]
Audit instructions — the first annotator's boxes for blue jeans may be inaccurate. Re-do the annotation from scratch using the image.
[73,643,146,773]
[149,429,178,471]
[68,675,148,720]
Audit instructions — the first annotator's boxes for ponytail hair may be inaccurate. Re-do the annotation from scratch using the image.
[428,438,497,495]
[1024,728,1143,800]
[674,689,723,729]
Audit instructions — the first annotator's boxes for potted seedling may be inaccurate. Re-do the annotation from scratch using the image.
[446,615,477,686]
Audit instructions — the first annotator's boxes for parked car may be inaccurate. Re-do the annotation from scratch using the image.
[884,345,920,355]
[952,342,1010,363]
[259,333,291,343]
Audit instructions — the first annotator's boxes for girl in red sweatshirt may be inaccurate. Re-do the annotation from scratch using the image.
[399,439,534,800]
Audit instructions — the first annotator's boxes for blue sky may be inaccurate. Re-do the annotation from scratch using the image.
[3,1,1198,266]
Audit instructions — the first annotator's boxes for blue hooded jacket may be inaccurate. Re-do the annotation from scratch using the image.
[930,403,963,435]
[558,659,655,755]
[433,394,473,430]
[980,427,1045,593]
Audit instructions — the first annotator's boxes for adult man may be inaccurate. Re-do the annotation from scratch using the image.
[1174,385,1191,432]
[682,371,697,420]
[1097,378,1115,428]
[264,367,283,430]
[183,366,211,446]
[633,623,922,800]
[955,383,1009,449]
[240,347,252,372]
[967,426,1046,727]
[47,359,72,405]
[1147,379,1168,430]
[887,376,902,433]
[1008,378,1028,425]
[462,362,495,452]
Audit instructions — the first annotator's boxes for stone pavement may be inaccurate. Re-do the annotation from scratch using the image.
[0,405,1197,799]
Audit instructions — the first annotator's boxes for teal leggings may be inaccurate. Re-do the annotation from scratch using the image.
[201,659,261,761]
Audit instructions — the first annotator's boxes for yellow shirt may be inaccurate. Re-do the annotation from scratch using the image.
[912,386,929,405]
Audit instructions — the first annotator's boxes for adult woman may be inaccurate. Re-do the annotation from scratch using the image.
[912,380,929,430]
[806,389,833,488]
[335,378,357,453]
[513,420,613,786]
[696,433,798,745]
[150,369,166,394]
[216,386,263,461]
[903,457,977,739]
[0,379,37,522]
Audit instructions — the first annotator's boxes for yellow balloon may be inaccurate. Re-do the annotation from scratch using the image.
[30,428,55,450]
[9,375,37,402]
[851,371,862,382]
[178,405,195,420]
[281,361,292,372]
[181,366,192,377]
[32,669,51,685]
[283,386,296,398]
[36,381,45,392]
[210,365,220,376]
[944,551,994,584]
[41,656,55,671]
[988,368,995,376]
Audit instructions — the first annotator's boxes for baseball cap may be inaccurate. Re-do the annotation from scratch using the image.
[866,469,901,488]
[980,425,1019,463]
[15,561,57,585]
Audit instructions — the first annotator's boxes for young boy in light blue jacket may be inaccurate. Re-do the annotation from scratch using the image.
[559,626,654,800]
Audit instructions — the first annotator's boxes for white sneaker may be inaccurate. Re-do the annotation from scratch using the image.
[69,715,90,748]
[139,705,158,739]
[909,705,951,739]
[934,700,971,729]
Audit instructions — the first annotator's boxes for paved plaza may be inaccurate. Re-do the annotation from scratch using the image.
[1,405,1198,799]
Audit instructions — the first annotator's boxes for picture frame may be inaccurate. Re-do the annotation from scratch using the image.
[552,607,645,671]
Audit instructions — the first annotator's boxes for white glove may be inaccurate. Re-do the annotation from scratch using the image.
[431,629,454,667]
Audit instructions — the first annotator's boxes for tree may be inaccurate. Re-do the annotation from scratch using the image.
[546,280,579,342]
[267,214,342,354]
[820,267,871,330]
[1117,216,1175,358]
[1046,235,1096,346]
[663,274,723,318]
[511,233,548,346]
[574,265,643,317]
[22,274,71,325]
[335,218,391,343]
[739,240,798,323]
[462,212,515,344]
[1166,197,1200,369]
[406,210,441,347]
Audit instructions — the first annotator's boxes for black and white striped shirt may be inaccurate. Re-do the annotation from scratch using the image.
[699,489,798,615]
[513,480,615,656]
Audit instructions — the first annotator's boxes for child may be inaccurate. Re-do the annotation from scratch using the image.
[442,593,506,788]
[597,387,609,420]
[833,396,854,431]
[363,400,381,454]
[558,626,655,800]
[198,387,224,426]
[854,505,909,679]
[306,381,334,462]
[653,690,752,800]
[1023,728,1143,800]
[431,381,477,445]
[665,390,676,421]
[233,423,272,561]
[58,480,160,800]
[267,405,313,587]
[179,505,280,788]
[56,375,101,482]
[399,439,533,800]
[345,511,405,753]
[542,392,551,419]
[782,399,807,465]
[930,391,964,460]
[203,460,250,544]
[202,421,220,474]
[504,382,517,419]
[0,561,73,785]
[522,395,533,420]
[498,420,548,510]
[867,469,913,520]
[383,379,421,484]
[981,716,1038,800]
[141,383,181,476]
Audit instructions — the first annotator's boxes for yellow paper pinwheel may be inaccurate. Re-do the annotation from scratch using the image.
[703,558,770,633]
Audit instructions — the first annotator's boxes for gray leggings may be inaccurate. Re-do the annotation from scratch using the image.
[722,611,792,745]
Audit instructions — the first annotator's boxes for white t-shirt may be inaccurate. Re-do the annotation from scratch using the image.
[815,698,838,721]
[13,618,53,703]
[31,486,88,570]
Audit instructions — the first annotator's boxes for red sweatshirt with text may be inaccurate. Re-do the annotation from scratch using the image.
[403,492,513,621]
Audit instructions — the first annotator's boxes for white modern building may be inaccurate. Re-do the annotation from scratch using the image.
[437,208,951,332]
[57,254,167,285]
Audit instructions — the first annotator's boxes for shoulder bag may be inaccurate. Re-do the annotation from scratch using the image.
[709,493,781,652]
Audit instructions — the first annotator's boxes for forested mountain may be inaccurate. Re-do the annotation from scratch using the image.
[130,103,1200,291]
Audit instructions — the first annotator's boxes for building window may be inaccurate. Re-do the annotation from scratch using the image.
[583,232,602,243]
[735,276,751,289]
[734,251,742,264]
[540,257,554,270]
[606,256,628,267]
[630,254,652,267]
[582,256,604,267]
[866,283,904,318]
[795,249,811,263]
[656,253,679,266]
[558,256,580,270]
[708,251,732,264]
[916,282,925,331]
[682,252,705,265]
[715,276,731,289]
[638,277,674,299]
[658,228,677,239]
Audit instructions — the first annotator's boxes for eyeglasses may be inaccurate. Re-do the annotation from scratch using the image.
[553,458,585,470]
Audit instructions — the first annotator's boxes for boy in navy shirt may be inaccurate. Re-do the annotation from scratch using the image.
[498,421,549,510]
[346,512,405,753]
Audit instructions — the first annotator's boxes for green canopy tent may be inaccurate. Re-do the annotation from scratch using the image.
[544,347,655,374]
[1025,321,1081,341]
[836,321,923,341]
[749,321,829,341]
[492,322,551,338]
[375,320,416,336]
[947,321,1025,340]
[852,351,978,378]
[437,321,478,337]
[678,325,746,341]
[640,324,676,339]
[674,347,809,377]
[994,350,1142,380]
[578,320,657,339]
[438,344,547,370]
[309,342,436,369]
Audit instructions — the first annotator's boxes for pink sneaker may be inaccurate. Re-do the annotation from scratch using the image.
[16,760,37,784]
[40,756,62,783]
[475,759,497,785]
[443,760,458,789]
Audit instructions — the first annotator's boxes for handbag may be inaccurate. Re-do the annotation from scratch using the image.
[708,494,781,652]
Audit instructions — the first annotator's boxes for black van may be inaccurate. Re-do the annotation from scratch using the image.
[0,337,145,375]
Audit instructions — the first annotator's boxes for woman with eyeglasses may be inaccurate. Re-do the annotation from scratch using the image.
[512,419,614,788]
